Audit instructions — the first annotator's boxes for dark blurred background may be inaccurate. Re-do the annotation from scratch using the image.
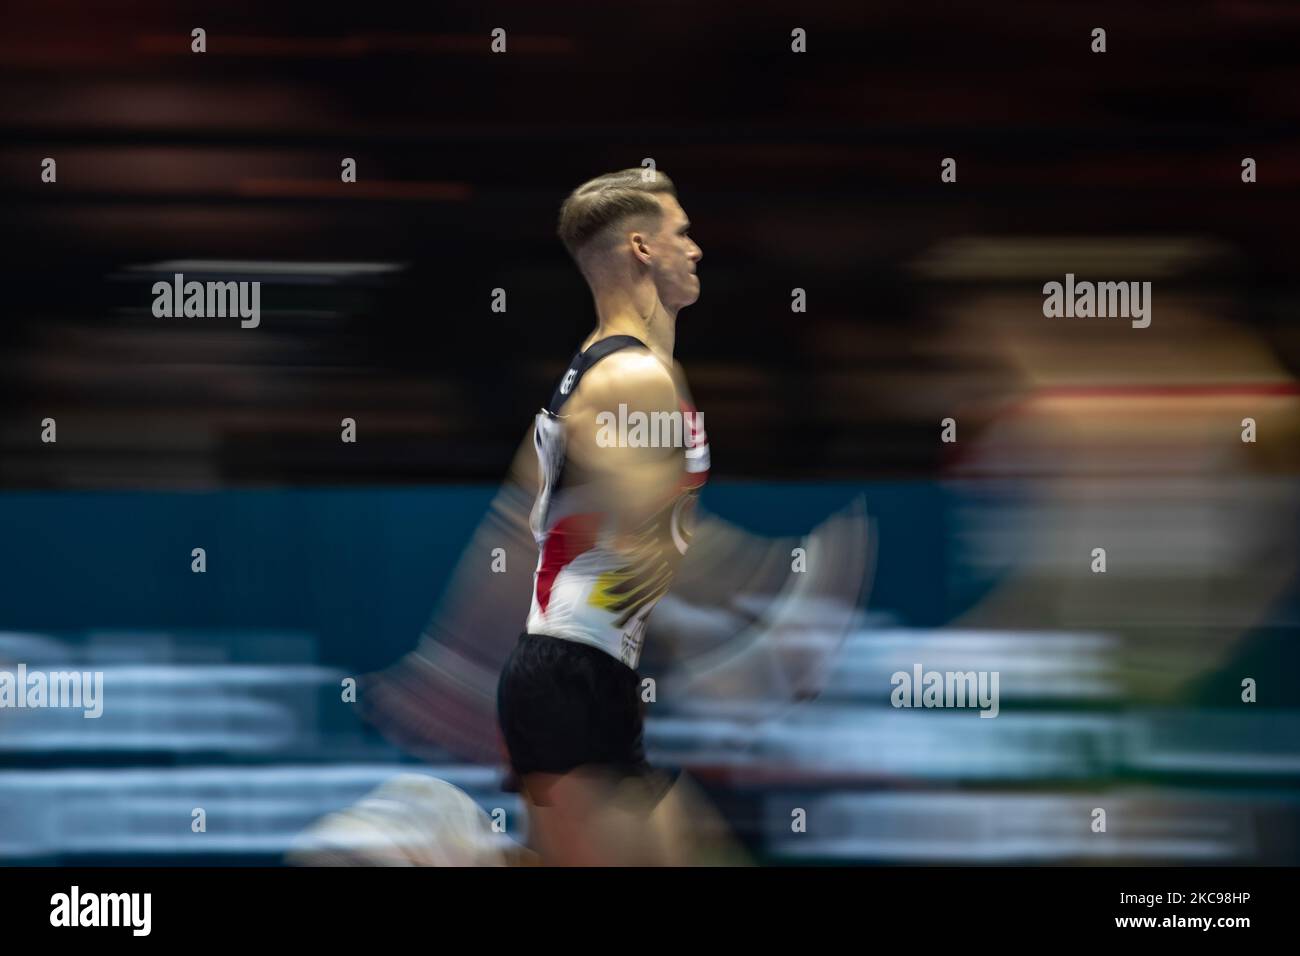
[3,0,1298,484]
[2,0,1300,865]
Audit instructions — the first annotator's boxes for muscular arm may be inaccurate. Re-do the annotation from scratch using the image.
[562,350,686,542]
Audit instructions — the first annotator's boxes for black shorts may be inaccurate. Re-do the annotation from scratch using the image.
[497,632,665,793]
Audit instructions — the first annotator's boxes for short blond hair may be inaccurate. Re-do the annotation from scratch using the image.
[556,168,678,262]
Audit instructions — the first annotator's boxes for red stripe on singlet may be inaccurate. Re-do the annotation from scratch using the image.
[680,397,709,489]
[535,512,601,614]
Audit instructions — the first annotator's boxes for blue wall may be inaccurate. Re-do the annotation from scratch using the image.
[0,483,971,672]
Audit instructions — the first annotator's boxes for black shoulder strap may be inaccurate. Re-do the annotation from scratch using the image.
[546,335,647,413]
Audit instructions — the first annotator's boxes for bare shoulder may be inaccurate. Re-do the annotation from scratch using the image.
[584,348,672,388]
[570,348,676,413]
